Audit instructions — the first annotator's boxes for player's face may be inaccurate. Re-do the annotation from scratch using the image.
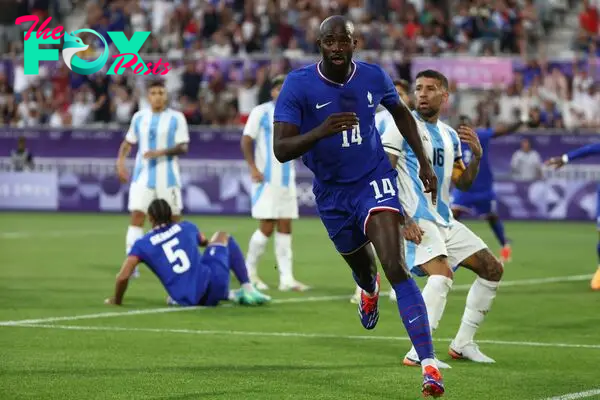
[148,87,167,109]
[414,77,448,118]
[318,25,356,69]
[395,84,412,108]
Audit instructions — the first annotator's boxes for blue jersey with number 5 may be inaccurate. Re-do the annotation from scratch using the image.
[274,61,400,186]
[129,221,210,305]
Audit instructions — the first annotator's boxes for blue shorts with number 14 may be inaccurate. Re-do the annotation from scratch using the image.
[314,164,404,254]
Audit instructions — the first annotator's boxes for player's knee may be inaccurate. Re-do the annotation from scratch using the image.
[276,219,292,234]
[130,211,145,227]
[482,258,504,282]
[259,220,275,237]
[422,256,454,280]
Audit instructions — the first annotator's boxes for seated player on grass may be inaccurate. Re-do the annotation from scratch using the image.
[105,199,271,307]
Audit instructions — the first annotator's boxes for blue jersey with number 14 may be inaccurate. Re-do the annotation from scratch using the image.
[274,61,400,186]
[129,221,210,306]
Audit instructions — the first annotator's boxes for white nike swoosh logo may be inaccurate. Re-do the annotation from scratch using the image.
[377,197,394,203]
[409,315,422,324]
[316,102,332,109]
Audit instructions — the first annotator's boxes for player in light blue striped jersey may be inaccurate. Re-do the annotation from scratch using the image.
[116,80,190,278]
[241,75,309,292]
[381,70,505,367]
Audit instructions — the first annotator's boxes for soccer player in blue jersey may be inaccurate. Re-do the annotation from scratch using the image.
[116,80,190,279]
[450,115,524,263]
[546,142,600,290]
[381,70,504,366]
[273,16,444,397]
[105,199,271,307]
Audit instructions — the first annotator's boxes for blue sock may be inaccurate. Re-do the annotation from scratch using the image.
[488,218,507,247]
[227,237,250,285]
[597,241,600,263]
[392,279,435,362]
[352,272,376,294]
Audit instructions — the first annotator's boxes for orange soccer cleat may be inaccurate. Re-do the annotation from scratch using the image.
[500,244,512,263]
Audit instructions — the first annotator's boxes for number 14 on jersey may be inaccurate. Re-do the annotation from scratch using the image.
[341,125,362,148]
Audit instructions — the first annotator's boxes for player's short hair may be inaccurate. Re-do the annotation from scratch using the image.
[147,79,165,90]
[393,79,410,92]
[415,70,449,91]
[148,199,172,225]
[272,74,286,88]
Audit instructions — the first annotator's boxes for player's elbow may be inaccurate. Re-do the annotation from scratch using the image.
[273,142,290,163]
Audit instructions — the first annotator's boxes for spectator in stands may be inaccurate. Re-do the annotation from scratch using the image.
[11,136,34,172]
[511,138,543,181]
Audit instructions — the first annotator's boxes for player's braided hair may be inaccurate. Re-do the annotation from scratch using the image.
[148,199,173,225]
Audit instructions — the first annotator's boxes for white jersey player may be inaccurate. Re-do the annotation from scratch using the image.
[382,71,504,367]
[116,80,189,278]
[240,75,309,292]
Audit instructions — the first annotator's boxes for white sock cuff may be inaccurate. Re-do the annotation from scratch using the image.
[128,225,144,234]
[427,275,453,291]
[275,231,291,243]
[252,229,270,244]
[476,276,501,289]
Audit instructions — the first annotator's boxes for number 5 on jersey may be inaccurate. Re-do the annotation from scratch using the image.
[370,178,396,200]
[162,238,190,274]
[341,125,362,148]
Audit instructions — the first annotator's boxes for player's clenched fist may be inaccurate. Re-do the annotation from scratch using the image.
[317,112,359,138]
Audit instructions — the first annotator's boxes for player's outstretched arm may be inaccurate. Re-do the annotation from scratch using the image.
[105,256,140,306]
[273,114,358,162]
[546,142,600,169]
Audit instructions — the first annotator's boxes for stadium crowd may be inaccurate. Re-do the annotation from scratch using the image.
[0,0,593,131]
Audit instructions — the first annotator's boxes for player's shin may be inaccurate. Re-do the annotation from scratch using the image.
[227,237,251,286]
[487,216,507,247]
[421,275,453,332]
[453,277,499,347]
[275,231,294,284]
[245,229,269,279]
[126,226,144,254]
[392,279,436,370]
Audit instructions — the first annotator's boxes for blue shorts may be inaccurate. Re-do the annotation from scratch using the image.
[314,167,403,254]
[199,244,230,306]
[452,190,496,216]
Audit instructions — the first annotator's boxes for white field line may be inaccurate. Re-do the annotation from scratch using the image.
[6,323,600,350]
[0,274,592,327]
[0,295,348,326]
[0,229,117,239]
[540,388,600,400]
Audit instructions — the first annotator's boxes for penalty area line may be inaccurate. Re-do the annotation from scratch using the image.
[6,323,600,350]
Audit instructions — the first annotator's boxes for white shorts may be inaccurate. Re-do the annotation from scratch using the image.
[251,182,299,220]
[406,219,487,277]
[128,183,183,215]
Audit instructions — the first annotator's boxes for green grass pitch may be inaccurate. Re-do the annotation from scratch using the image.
[1,213,599,400]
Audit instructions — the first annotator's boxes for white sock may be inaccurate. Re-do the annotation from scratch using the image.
[422,275,453,332]
[453,277,500,348]
[126,226,144,254]
[245,229,269,278]
[275,231,294,284]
